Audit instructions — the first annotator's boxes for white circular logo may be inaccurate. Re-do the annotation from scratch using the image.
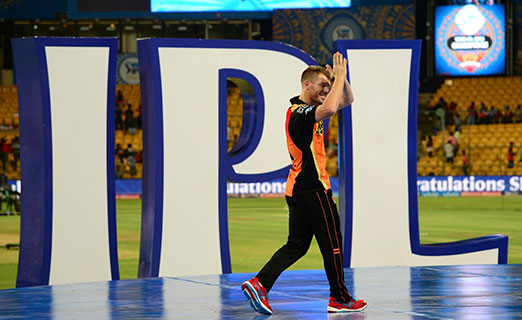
[117,56,140,85]
[322,15,364,52]
[332,25,356,41]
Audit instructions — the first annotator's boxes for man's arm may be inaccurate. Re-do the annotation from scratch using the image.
[315,52,348,122]
[341,76,354,107]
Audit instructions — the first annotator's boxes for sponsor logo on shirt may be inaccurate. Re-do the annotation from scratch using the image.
[315,121,324,135]
[296,105,313,115]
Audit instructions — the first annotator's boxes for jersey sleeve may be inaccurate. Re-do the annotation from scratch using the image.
[288,105,317,131]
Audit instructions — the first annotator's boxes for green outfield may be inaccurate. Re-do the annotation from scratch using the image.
[0,196,521,290]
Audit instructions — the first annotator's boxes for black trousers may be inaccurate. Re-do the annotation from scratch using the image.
[256,189,352,303]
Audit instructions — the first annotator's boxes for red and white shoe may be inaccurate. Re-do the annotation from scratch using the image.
[241,277,273,315]
[327,296,367,313]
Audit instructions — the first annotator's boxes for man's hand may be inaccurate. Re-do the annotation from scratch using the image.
[330,52,353,108]
[314,52,349,122]
[325,64,334,81]
[332,52,347,80]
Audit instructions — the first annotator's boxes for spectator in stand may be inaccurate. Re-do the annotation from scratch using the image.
[477,103,488,124]
[115,103,123,130]
[115,164,123,179]
[135,150,142,163]
[125,143,134,159]
[467,101,476,125]
[127,152,137,177]
[124,102,134,133]
[444,139,454,164]
[426,134,434,157]
[127,115,137,135]
[454,129,461,154]
[495,106,503,124]
[514,104,522,123]
[435,98,448,126]
[0,170,7,188]
[462,150,469,176]
[432,117,441,134]
[116,90,124,105]
[0,170,18,214]
[435,97,447,111]
[0,138,11,171]
[11,137,20,171]
[448,131,459,157]
[503,106,513,124]
[455,112,462,132]
[124,143,136,177]
[116,143,126,164]
[0,171,8,213]
[449,101,458,114]
[487,106,496,124]
[446,101,456,126]
[507,142,515,168]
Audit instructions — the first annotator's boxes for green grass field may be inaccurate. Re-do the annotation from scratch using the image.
[0,196,521,290]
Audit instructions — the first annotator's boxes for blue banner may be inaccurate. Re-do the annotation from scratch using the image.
[418,176,522,196]
[9,176,522,197]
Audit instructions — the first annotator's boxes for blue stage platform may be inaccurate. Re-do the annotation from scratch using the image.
[1,265,521,319]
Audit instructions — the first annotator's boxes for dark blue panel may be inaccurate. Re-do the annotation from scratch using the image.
[332,41,353,267]
[218,67,232,274]
[137,38,165,278]
[12,37,119,286]
[106,38,120,281]
[12,37,53,288]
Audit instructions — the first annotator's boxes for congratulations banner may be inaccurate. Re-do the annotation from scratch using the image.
[418,175,522,196]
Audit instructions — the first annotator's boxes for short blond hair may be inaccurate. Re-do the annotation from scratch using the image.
[300,66,331,86]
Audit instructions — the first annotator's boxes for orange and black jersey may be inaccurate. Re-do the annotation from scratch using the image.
[285,96,331,197]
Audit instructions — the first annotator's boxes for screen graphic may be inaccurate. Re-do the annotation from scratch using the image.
[435,4,505,76]
[151,0,351,12]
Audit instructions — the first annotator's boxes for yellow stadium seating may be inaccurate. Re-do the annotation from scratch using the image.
[0,82,521,179]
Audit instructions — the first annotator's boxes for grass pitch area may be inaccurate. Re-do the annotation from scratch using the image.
[0,196,520,289]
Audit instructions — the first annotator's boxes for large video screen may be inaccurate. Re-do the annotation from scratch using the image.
[151,0,351,12]
[435,4,505,76]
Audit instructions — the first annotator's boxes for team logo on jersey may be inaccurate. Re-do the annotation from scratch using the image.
[315,121,324,135]
[296,105,313,115]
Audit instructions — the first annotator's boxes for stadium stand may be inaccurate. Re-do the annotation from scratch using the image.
[227,86,243,151]
[418,76,522,176]
[1,76,521,180]
[0,85,19,180]
[430,77,522,118]
[418,125,522,176]
[326,113,339,178]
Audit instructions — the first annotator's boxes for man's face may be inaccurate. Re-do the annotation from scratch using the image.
[305,73,331,106]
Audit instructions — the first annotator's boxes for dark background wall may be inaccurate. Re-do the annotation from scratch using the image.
[0,0,521,82]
